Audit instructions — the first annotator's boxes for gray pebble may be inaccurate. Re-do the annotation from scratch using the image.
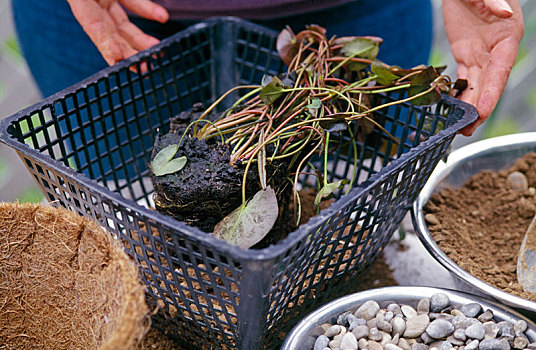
[399,338,411,350]
[447,335,465,346]
[479,338,510,350]
[347,314,359,326]
[421,332,434,345]
[425,213,440,226]
[329,338,341,349]
[381,332,393,347]
[385,311,395,322]
[465,339,479,350]
[355,301,380,321]
[513,336,529,349]
[513,320,528,333]
[483,321,498,339]
[368,327,383,342]
[352,325,369,340]
[430,293,450,313]
[314,335,329,350]
[368,340,383,350]
[528,342,536,349]
[324,325,341,338]
[507,171,528,192]
[405,314,430,338]
[461,303,483,318]
[337,311,352,327]
[478,310,494,323]
[417,298,431,315]
[367,319,378,330]
[454,328,467,341]
[385,343,403,350]
[348,321,359,332]
[388,303,402,315]
[412,343,429,350]
[340,332,358,350]
[402,305,418,319]
[392,316,407,336]
[426,319,455,339]
[358,338,368,349]
[465,322,485,340]
[378,319,393,333]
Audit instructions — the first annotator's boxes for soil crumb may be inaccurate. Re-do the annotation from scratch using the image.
[424,152,536,302]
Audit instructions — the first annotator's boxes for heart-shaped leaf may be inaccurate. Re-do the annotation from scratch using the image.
[151,144,188,176]
[276,26,298,66]
[314,179,349,206]
[371,61,399,85]
[260,75,284,105]
[335,36,382,71]
[213,186,279,249]
[408,66,441,106]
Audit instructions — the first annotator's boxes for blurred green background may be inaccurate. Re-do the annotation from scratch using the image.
[0,0,535,203]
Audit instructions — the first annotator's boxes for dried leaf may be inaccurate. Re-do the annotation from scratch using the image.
[314,180,349,206]
[260,75,284,105]
[213,186,279,249]
[151,144,187,176]
[319,119,347,133]
[277,26,298,66]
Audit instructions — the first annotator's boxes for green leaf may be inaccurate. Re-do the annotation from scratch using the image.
[307,97,322,116]
[371,61,399,85]
[213,186,279,249]
[408,66,441,106]
[151,144,187,176]
[260,75,284,105]
[339,37,380,71]
[314,179,349,206]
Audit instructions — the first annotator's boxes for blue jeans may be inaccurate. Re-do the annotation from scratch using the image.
[11,0,432,180]
[12,0,432,98]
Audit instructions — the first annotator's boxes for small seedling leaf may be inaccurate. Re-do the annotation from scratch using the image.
[408,66,441,106]
[260,75,284,105]
[151,144,188,176]
[307,97,322,116]
[314,179,349,206]
[371,61,399,85]
[213,186,279,249]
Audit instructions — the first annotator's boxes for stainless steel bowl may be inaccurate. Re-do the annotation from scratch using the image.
[412,132,536,317]
[281,286,536,349]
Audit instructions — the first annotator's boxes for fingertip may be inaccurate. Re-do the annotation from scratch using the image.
[484,0,514,18]
[154,6,169,23]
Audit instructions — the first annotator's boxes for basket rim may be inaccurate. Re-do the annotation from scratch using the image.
[0,17,478,262]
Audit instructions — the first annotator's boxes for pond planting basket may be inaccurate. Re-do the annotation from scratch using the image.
[0,17,476,349]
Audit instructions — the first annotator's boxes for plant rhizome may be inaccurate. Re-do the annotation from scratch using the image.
[150,25,465,249]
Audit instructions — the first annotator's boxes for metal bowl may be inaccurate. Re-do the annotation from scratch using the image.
[281,286,536,349]
[411,132,536,318]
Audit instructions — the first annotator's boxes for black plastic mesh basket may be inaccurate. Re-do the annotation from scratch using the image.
[0,17,476,349]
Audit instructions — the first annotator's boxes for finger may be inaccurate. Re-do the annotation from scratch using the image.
[458,64,483,108]
[476,38,519,120]
[67,0,124,65]
[483,0,514,18]
[459,116,485,136]
[109,2,160,51]
[120,0,169,23]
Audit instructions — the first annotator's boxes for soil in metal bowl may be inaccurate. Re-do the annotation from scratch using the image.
[424,152,536,302]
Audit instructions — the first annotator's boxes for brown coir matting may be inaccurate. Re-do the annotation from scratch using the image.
[0,202,149,349]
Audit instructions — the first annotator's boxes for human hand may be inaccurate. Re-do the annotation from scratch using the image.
[442,0,524,136]
[66,0,169,66]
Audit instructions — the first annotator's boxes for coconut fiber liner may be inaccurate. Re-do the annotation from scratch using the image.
[0,202,149,349]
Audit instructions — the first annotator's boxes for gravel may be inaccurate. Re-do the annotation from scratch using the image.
[308,293,534,350]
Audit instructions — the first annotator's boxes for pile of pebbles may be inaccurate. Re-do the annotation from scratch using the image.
[309,293,535,350]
